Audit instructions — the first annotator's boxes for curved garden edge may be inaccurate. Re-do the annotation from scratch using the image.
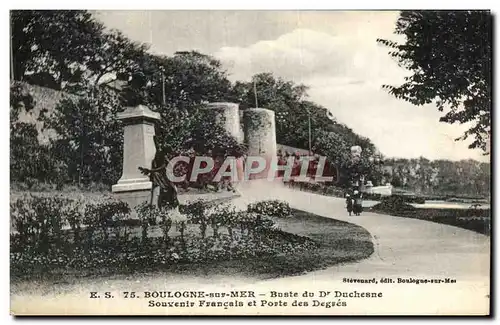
[175,208,375,280]
[10,206,375,291]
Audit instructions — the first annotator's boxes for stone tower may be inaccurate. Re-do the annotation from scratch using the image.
[242,108,278,180]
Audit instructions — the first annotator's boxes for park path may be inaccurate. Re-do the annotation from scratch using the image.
[11,181,490,315]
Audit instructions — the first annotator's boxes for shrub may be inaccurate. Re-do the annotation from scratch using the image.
[135,202,156,243]
[361,193,383,201]
[62,200,84,245]
[247,200,292,218]
[10,194,326,277]
[11,195,74,253]
[371,195,490,235]
[215,204,239,240]
[372,196,417,212]
[207,204,235,238]
[180,200,215,238]
[238,212,276,238]
[135,202,174,245]
[84,200,130,244]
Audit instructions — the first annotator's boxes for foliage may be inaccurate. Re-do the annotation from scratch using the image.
[160,51,233,109]
[85,29,149,95]
[11,11,374,190]
[373,196,418,212]
[84,200,130,243]
[285,181,345,198]
[383,157,490,196]
[377,11,492,152]
[247,200,292,218]
[231,73,374,156]
[11,195,67,253]
[12,11,490,197]
[120,51,233,109]
[10,122,66,187]
[206,204,238,239]
[130,52,247,170]
[11,197,323,277]
[180,200,213,238]
[11,195,131,254]
[11,10,105,89]
[41,87,123,185]
[10,82,63,186]
[231,73,379,187]
[135,202,174,244]
[154,106,247,162]
[10,81,35,114]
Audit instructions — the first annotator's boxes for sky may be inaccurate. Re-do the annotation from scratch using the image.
[94,10,489,162]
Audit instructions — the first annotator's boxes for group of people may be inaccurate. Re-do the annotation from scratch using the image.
[345,190,363,216]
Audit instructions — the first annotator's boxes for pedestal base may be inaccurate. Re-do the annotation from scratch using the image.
[112,181,153,218]
[112,180,152,193]
[113,190,152,218]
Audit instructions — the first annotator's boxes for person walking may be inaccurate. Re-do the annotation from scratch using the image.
[352,190,363,216]
[345,194,353,216]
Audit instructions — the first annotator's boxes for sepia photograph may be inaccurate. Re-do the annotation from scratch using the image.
[8,8,491,316]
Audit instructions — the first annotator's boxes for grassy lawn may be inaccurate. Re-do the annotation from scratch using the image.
[233,209,375,279]
[370,201,491,235]
[170,208,374,280]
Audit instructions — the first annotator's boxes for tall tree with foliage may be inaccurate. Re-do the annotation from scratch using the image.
[119,51,239,154]
[41,88,124,186]
[10,10,105,90]
[383,157,490,196]
[230,73,370,150]
[377,10,492,152]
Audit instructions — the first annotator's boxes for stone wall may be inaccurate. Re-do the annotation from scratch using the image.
[14,82,79,144]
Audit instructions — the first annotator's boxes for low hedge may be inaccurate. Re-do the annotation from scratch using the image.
[10,195,316,277]
[362,193,425,204]
[247,200,292,218]
[284,181,345,198]
[371,197,490,235]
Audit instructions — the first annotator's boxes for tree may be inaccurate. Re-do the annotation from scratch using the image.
[10,10,105,89]
[77,29,149,96]
[382,157,490,196]
[124,51,241,154]
[228,72,382,188]
[10,81,35,114]
[42,88,123,185]
[231,73,371,152]
[377,11,491,153]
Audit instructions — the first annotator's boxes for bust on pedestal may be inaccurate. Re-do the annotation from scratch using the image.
[112,105,160,210]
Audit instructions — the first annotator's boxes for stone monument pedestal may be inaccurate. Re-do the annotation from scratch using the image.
[112,105,161,212]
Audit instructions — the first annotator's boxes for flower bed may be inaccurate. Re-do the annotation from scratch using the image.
[10,195,318,278]
[247,200,292,218]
